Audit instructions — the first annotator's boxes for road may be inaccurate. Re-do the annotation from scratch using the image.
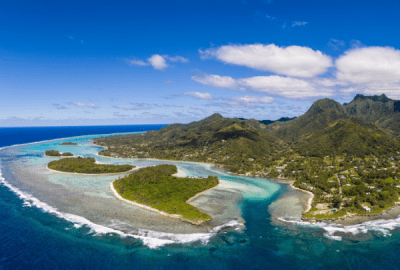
[335,174,342,197]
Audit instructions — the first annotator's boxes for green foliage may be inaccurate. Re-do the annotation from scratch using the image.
[48,157,134,174]
[293,119,400,158]
[46,150,73,156]
[113,165,219,222]
[93,96,400,220]
[332,195,342,208]
[94,114,289,174]
[45,150,62,156]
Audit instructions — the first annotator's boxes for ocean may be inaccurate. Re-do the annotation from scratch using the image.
[1,125,400,270]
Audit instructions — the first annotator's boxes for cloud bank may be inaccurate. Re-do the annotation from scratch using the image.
[199,44,332,78]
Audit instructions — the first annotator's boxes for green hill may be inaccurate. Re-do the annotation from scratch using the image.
[94,115,288,174]
[94,94,400,219]
[265,98,348,141]
[293,118,400,158]
[343,94,400,139]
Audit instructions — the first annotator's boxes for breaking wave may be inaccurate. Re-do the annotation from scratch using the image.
[278,216,400,241]
[0,166,242,249]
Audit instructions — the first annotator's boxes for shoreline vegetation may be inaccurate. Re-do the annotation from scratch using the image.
[45,150,73,157]
[47,157,134,174]
[59,142,78,146]
[92,94,400,223]
[111,164,219,224]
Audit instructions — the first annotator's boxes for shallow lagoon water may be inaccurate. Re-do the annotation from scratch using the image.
[3,129,400,269]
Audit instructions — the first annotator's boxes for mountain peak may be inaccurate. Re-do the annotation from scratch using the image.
[352,93,391,103]
[307,98,346,116]
[205,113,223,121]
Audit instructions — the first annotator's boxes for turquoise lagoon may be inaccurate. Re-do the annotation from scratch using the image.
[2,131,400,269]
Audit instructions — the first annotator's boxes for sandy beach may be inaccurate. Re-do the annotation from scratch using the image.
[289,183,314,213]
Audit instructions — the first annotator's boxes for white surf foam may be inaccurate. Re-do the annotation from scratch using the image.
[0,167,242,249]
[278,216,400,241]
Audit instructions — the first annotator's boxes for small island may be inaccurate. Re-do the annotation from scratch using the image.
[45,150,74,157]
[112,164,219,224]
[48,157,134,174]
[60,142,78,146]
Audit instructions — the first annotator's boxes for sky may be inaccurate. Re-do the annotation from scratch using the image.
[1,0,400,126]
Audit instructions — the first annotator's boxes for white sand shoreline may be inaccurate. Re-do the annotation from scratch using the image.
[109,180,207,225]
[289,183,314,213]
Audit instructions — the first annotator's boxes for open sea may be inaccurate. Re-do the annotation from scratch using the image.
[2,125,400,270]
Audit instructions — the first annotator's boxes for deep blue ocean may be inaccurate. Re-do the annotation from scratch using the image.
[2,125,400,270]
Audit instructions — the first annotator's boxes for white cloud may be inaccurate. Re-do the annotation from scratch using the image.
[148,54,168,70]
[184,92,214,100]
[336,46,400,84]
[232,96,274,103]
[191,73,333,99]
[292,21,308,27]
[200,44,332,77]
[69,102,98,108]
[191,74,237,89]
[126,54,188,70]
[238,76,333,99]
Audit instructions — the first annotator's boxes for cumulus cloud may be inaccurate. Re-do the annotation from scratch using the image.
[69,102,98,108]
[148,54,168,70]
[199,44,332,77]
[126,54,188,70]
[191,73,334,99]
[292,21,308,27]
[184,92,214,100]
[336,46,400,84]
[238,76,333,99]
[191,74,237,89]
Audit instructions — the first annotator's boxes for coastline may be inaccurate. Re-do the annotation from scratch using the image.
[186,181,222,204]
[93,140,400,226]
[288,182,314,213]
[109,180,208,225]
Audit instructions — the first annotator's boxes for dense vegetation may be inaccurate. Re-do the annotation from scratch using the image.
[94,94,400,219]
[60,142,78,145]
[113,164,219,222]
[94,114,288,174]
[45,150,73,157]
[48,157,134,174]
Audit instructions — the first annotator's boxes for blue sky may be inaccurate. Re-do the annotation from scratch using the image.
[1,0,400,126]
